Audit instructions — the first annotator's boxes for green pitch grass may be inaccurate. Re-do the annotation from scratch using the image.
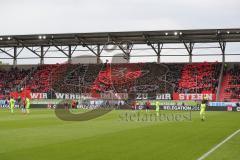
[0,109,239,160]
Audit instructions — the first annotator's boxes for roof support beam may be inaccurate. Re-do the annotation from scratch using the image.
[219,41,226,54]
[43,46,50,56]
[107,35,133,61]
[97,45,102,64]
[148,43,163,63]
[54,46,69,57]
[183,42,194,63]
[25,47,41,57]
[148,43,158,54]
[68,45,72,64]
[40,46,44,65]
[144,34,163,63]
[71,45,77,56]
[39,46,51,64]
[117,43,133,62]
[39,46,50,65]
[0,48,14,58]
[13,38,41,57]
[16,47,24,57]
[84,45,98,56]
[75,36,98,56]
[13,47,17,66]
[219,41,226,63]
[157,43,163,63]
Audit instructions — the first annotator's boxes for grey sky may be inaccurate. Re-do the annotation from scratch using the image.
[0,0,240,64]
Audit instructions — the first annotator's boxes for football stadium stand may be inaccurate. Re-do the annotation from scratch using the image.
[2,62,240,101]
[1,29,240,101]
[220,64,240,102]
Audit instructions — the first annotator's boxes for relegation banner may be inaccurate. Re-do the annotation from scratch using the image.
[161,105,200,111]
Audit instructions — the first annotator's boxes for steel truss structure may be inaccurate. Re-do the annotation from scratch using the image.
[0,28,240,65]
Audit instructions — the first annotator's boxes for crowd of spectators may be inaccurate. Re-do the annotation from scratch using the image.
[59,64,102,93]
[225,64,240,99]
[88,63,183,95]
[22,62,220,96]
[0,62,225,100]
[164,64,183,93]
[177,63,221,94]
[0,67,32,98]
[24,65,59,93]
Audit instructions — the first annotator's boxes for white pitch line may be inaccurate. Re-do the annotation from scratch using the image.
[197,129,240,160]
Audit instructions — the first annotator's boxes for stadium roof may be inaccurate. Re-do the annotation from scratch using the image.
[0,28,240,47]
[1,28,240,65]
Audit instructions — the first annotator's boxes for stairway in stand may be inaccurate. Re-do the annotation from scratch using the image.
[219,74,230,101]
